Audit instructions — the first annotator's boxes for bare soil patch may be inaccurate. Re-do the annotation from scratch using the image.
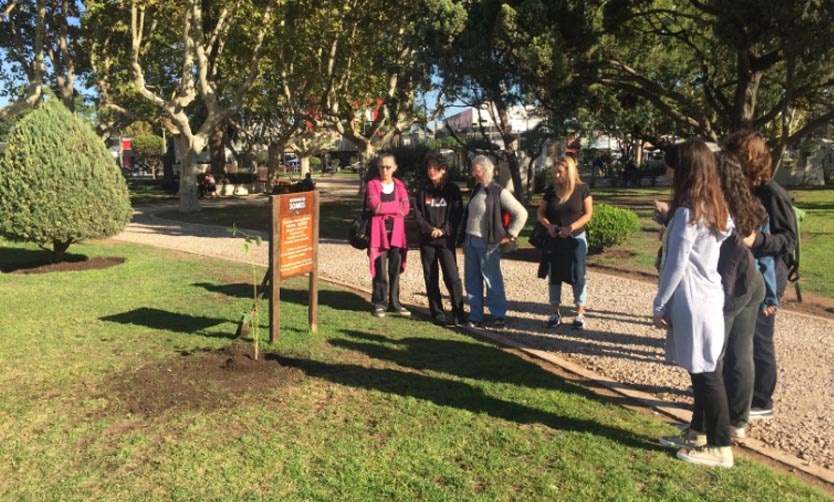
[104,341,305,417]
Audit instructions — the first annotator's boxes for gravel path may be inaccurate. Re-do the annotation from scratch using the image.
[115,190,834,475]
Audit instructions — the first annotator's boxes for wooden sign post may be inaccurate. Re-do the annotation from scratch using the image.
[269,190,319,343]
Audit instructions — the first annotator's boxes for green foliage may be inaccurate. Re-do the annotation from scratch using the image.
[533,169,554,194]
[0,99,132,260]
[585,203,641,251]
[130,134,165,159]
[124,121,154,137]
[127,120,165,159]
[391,143,433,188]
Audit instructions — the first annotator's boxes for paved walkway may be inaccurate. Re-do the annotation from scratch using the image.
[114,186,834,486]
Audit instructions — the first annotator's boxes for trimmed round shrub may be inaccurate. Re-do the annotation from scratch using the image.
[585,203,641,252]
[0,99,132,261]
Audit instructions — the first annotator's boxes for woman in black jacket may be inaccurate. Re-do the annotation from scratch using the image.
[414,153,465,325]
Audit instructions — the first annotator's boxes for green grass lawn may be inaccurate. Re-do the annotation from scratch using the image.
[0,238,830,500]
[555,185,834,299]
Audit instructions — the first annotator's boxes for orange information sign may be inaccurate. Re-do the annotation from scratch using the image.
[277,192,314,279]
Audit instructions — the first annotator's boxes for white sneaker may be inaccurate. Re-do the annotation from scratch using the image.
[731,426,746,439]
[676,446,734,468]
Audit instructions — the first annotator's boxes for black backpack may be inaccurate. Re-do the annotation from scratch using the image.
[786,206,805,301]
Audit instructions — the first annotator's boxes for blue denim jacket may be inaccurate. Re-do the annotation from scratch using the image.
[756,218,779,311]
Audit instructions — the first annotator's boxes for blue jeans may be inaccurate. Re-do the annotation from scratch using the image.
[464,239,506,322]
[548,232,588,307]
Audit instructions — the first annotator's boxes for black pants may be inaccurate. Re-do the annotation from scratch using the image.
[752,260,787,410]
[690,370,731,447]
[722,272,765,427]
[372,247,403,311]
[419,243,464,318]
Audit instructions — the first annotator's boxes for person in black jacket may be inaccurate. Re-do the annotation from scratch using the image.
[414,153,465,325]
[724,130,797,420]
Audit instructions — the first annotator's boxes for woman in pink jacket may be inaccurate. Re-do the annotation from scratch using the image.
[367,154,411,318]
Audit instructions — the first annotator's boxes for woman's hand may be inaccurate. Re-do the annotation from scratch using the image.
[653,315,669,329]
[763,304,777,317]
[743,231,757,247]
[558,226,572,238]
[430,227,443,239]
[546,223,559,237]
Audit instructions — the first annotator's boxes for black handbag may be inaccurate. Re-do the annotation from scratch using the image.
[528,222,550,249]
[348,197,371,250]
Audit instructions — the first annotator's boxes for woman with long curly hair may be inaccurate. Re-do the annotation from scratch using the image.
[654,139,735,468]
[723,131,797,421]
[714,152,777,440]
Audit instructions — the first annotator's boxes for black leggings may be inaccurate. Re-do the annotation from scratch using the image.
[690,370,731,447]
[419,244,464,318]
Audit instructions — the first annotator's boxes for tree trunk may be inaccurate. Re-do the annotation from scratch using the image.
[357,145,377,197]
[162,134,176,181]
[178,136,202,213]
[52,239,72,263]
[300,156,311,176]
[209,124,226,175]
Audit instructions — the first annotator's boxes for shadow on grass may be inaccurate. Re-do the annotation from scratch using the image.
[0,246,87,272]
[266,352,657,451]
[331,330,569,389]
[330,330,690,415]
[101,307,234,339]
[193,282,369,311]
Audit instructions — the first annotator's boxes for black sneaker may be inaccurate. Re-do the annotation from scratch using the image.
[491,317,506,329]
[432,313,447,326]
[572,314,585,330]
[546,314,561,328]
[749,407,773,420]
[453,314,467,326]
[372,307,386,318]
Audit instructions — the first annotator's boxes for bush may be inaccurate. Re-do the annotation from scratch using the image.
[0,99,132,261]
[585,203,641,252]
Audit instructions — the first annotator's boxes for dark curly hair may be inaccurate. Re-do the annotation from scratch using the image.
[422,152,449,187]
[716,152,767,236]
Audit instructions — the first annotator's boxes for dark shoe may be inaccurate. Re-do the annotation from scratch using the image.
[453,315,467,326]
[546,314,561,328]
[659,427,706,449]
[491,317,506,329]
[571,314,585,330]
[372,307,386,318]
[748,407,773,420]
[465,320,484,329]
[432,313,447,326]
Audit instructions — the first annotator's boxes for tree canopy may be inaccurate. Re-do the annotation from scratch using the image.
[0,98,132,261]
